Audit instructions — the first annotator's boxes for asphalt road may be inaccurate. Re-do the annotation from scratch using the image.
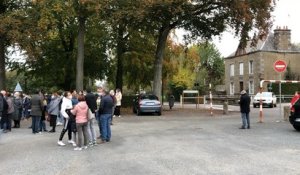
[0,105,299,175]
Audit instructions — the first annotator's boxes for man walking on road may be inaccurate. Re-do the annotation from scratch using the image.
[239,90,251,129]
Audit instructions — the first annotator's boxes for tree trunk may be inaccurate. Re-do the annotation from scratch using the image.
[153,26,171,101]
[115,25,125,91]
[76,16,85,91]
[0,3,6,90]
[0,35,5,90]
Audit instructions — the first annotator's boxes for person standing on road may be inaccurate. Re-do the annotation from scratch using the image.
[71,95,89,151]
[47,91,61,133]
[239,90,251,129]
[6,92,15,132]
[110,90,116,125]
[85,88,97,146]
[114,89,122,118]
[57,91,76,146]
[30,90,44,134]
[12,92,23,128]
[0,93,8,133]
[98,88,114,144]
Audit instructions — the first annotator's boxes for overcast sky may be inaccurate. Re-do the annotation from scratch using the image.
[213,0,300,57]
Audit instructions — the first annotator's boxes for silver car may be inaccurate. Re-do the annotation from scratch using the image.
[133,94,162,116]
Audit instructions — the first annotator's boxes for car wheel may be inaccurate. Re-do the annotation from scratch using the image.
[253,105,256,108]
[293,124,300,131]
[274,103,277,107]
[270,102,273,108]
[157,111,161,116]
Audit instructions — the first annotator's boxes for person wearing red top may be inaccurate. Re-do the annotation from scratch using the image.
[71,95,89,151]
[290,91,300,113]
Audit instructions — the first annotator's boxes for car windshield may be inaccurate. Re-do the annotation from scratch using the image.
[140,95,158,100]
[255,92,272,98]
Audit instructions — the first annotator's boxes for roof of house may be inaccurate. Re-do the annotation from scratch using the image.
[226,32,300,58]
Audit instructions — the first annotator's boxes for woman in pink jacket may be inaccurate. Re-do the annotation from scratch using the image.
[71,95,89,151]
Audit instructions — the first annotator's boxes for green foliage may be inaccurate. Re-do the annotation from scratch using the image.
[271,84,300,95]
[198,43,224,86]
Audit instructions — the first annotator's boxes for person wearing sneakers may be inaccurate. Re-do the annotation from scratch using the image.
[71,95,89,151]
[57,91,76,146]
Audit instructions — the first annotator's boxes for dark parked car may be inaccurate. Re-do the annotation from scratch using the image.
[133,94,162,116]
[289,99,300,131]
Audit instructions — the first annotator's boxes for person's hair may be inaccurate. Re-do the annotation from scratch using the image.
[63,91,70,97]
[86,88,92,93]
[78,94,85,101]
[116,88,121,92]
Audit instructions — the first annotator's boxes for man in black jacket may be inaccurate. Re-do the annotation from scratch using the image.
[0,93,9,133]
[240,90,251,129]
[98,88,114,143]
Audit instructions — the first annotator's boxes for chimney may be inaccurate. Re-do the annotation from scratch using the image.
[273,26,291,51]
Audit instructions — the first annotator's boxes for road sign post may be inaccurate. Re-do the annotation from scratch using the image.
[274,60,287,120]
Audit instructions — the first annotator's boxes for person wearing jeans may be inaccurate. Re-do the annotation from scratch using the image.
[239,90,251,129]
[85,88,97,145]
[100,114,112,142]
[30,91,44,134]
[98,89,114,144]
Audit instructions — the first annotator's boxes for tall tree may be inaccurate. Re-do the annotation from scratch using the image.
[139,0,274,100]
[0,0,28,90]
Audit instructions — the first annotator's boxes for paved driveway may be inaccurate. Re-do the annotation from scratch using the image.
[0,107,299,175]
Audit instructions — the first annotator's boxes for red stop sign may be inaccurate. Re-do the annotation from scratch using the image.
[274,60,287,73]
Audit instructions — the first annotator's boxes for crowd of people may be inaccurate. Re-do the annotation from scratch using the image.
[0,87,122,151]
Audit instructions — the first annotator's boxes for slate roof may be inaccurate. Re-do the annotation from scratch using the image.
[227,32,300,58]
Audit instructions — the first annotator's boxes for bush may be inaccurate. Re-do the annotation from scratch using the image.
[121,95,136,108]
[271,84,300,95]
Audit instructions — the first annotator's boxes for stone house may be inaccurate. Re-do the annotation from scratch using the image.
[224,27,300,96]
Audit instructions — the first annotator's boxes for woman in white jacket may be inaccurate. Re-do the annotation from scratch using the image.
[57,91,76,146]
[114,89,122,117]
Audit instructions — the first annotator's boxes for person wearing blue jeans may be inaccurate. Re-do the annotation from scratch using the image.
[98,88,114,144]
[32,115,41,133]
[30,91,44,134]
[100,114,111,142]
[239,90,251,129]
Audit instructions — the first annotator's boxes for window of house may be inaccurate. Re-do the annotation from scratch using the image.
[230,82,234,95]
[249,81,254,94]
[249,60,253,74]
[239,62,244,75]
[230,64,234,76]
